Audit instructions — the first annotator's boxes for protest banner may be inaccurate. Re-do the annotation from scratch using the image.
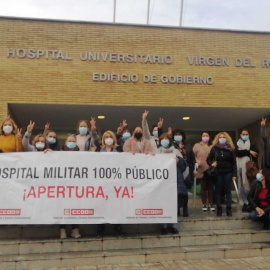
[0,152,177,224]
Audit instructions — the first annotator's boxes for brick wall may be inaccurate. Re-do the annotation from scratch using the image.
[1,17,270,120]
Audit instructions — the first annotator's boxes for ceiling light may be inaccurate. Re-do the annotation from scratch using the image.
[98,115,105,119]
[182,117,190,120]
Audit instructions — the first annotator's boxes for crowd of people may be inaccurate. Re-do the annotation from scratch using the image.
[1,112,270,238]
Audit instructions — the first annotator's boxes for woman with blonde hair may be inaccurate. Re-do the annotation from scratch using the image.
[207,132,237,216]
[96,130,122,237]
[22,121,49,152]
[0,116,23,152]
[100,130,118,152]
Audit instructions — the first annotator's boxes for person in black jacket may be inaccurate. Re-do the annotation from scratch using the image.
[207,132,237,217]
[236,129,259,212]
[173,129,196,217]
[248,168,270,230]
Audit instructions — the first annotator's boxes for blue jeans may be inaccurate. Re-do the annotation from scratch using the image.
[249,210,270,223]
[215,173,232,207]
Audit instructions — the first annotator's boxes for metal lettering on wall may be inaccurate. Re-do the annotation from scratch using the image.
[7,48,270,85]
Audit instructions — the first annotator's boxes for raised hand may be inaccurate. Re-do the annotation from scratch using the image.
[27,121,35,133]
[261,118,267,127]
[142,110,149,120]
[122,119,127,128]
[157,118,164,128]
[44,122,50,131]
[16,128,22,141]
[90,117,97,132]
[167,127,172,135]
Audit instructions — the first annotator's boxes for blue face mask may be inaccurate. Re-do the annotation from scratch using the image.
[79,127,88,135]
[161,139,170,148]
[174,135,182,142]
[122,132,131,139]
[256,173,264,182]
[219,138,227,144]
[67,142,77,149]
[241,135,249,141]
[152,131,158,137]
[47,137,56,144]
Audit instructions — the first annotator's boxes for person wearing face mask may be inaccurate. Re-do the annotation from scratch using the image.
[115,120,132,152]
[123,126,153,154]
[76,118,99,152]
[0,116,23,153]
[236,129,259,212]
[60,134,81,239]
[141,110,163,153]
[248,169,270,230]
[207,132,237,217]
[193,132,214,212]
[96,130,122,237]
[173,129,195,217]
[157,133,188,235]
[44,122,60,151]
[22,121,49,152]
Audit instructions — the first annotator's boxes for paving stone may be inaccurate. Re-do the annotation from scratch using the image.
[0,261,16,270]
[75,266,97,270]
[185,250,224,260]
[0,243,19,255]
[145,252,185,263]
[16,259,62,270]
[103,238,141,251]
[180,235,216,246]
[118,264,142,270]
[62,240,102,252]
[141,236,180,249]
[225,247,261,259]
[105,255,145,265]
[140,262,166,270]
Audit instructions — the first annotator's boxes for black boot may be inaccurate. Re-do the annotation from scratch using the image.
[183,206,189,217]
[217,207,222,216]
[226,206,232,216]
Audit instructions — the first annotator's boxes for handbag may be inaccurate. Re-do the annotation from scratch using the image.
[203,149,218,181]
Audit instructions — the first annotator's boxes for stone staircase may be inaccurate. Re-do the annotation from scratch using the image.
[1,206,270,270]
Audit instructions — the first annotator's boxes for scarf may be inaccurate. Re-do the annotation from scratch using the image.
[237,138,251,188]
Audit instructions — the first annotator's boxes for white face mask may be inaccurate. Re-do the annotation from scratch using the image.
[35,142,45,150]
[3,125,13,134]
[105,138,114,146]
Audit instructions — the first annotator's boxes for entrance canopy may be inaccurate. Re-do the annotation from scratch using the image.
[8,103,270,135]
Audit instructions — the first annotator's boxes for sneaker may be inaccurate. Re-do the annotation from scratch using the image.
[209,204,215,212]
[202,204,207,212]
[71,228,81,239]
[60,228,67,239]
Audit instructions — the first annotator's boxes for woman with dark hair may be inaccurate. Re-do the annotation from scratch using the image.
[173,129,195,217]
[193,132,214,212]
[236,129,258,212]
[248,168,270,229]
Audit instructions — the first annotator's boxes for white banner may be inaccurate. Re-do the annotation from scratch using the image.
[0,152,177,224]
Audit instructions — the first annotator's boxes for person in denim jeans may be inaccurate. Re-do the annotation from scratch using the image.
[248,168,270,230]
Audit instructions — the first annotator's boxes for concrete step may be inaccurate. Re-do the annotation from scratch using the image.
[1,242,270,270]
[0,214,260,240]
[0,228,269,256]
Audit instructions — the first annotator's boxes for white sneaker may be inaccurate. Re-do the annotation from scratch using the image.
[202,204,207,212]
[71,228,81,239]
[60,228,67,239]
[209,204,215,212]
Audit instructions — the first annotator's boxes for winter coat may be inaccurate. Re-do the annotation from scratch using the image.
[207,145,237,177]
